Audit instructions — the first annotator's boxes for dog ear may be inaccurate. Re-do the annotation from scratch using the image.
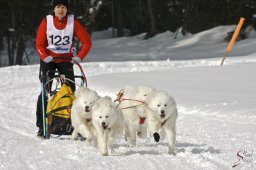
[123,85,133,92]
[128,86,141,99]
[74,87,84,98]
[92,102,99,111]
[103,96,112,102]
[93,91,100,101]
[144,91,155,105]
[123,85,135,98]
[169,96,176,106]
[95,94,100,101]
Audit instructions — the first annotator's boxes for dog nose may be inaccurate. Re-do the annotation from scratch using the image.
[161,110,165,114]
[101,122,106,126]
[85,106,89,110]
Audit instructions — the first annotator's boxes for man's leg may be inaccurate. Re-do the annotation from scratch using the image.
[36,61,56,136]
[57,62,76,92]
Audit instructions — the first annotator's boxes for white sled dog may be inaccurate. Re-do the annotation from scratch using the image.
[92,97,124,156]
[117,85,155,145]
[145,90,178,155]
[71,87,99,143]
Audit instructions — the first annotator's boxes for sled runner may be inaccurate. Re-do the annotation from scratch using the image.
[40,57,87,139]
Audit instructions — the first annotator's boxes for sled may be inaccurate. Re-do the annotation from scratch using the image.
[40,57,87,139]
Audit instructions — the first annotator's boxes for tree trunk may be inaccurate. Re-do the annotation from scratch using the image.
[7,31,15,66]
[112,0,116,38]
[131,0,143,36]
[181,2,190,35]
[116,0,123,37]
[146,0,156,38]
[15,27,25,65]
[0,28,3,50]
[7,9,16,66]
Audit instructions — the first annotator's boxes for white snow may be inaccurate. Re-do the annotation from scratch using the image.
[0,26,256,170]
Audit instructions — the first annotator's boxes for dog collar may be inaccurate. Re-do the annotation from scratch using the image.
[161,117,169,127]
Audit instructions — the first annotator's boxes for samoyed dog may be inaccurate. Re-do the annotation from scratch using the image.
[71,87,99,143]
[145,90,178,155]
[92,97,124,156]
[117,85,155,145]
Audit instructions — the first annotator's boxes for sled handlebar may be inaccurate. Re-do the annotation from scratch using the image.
[42,57,88,87]
[52,57,72,62]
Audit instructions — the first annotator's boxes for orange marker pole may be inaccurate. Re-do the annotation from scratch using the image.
[220,17,245,66]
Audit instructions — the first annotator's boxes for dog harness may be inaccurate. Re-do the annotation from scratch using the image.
[114,89,145,109]
[139,117,146,124]
[161,117,171,127]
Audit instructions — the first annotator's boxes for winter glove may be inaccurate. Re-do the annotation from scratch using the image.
[44,56,53,63]
[72,57,81,63]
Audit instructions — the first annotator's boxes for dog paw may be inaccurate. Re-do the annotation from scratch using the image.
[102,153,108,156]
[108,148,115,155]
[83,132,93,140]
[87,134,93,140]
[168,150,176,156]
[71,133,78,140]
[77,133,86,141]
[153,132,160,142]
[71,136,76,140]
[130,139,136,145]
[137,131,147,138]
[85,138,93,145]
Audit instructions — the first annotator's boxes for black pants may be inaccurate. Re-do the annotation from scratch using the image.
[36,60,75,128]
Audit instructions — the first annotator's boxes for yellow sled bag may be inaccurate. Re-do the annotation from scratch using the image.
[46,84,75,135]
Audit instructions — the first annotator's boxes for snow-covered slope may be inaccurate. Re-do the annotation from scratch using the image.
[87,26,256,62]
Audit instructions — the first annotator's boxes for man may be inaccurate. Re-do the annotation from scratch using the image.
[35,0,92,136]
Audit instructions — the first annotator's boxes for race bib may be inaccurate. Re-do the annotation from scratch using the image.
[46,15,74,54]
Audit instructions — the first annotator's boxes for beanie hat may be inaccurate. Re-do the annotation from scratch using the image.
[52,0,69,8]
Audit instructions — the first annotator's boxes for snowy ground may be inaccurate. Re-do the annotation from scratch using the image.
[0,26,256,170]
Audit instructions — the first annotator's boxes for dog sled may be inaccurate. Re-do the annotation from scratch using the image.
[40,57,87,139]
